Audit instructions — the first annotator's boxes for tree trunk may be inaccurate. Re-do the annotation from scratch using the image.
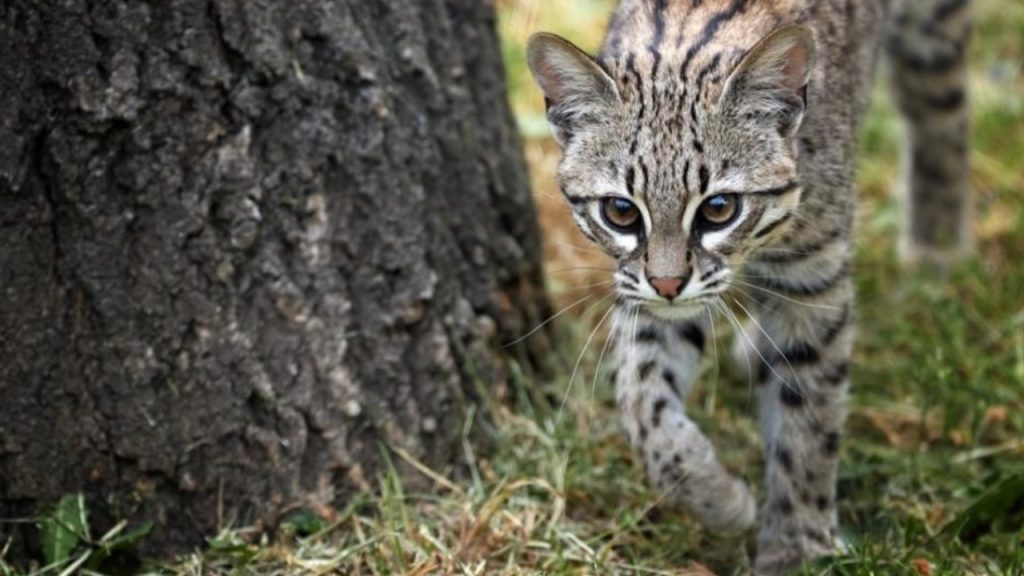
[0,0,550,556]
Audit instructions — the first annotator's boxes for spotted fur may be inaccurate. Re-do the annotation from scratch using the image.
[528,0,972,573]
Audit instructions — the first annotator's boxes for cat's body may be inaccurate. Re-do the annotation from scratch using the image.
[528,0,971,573]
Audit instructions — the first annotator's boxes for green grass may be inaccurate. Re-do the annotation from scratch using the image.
[6,2,1021,575]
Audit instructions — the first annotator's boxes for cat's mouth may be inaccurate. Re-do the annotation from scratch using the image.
[638,299,711,322]
[615,272,728,322]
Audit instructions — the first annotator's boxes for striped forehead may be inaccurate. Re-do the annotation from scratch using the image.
[600,1,769,206]
[600,0,783,105]
[608,60,727,212]
[602,0,790,58]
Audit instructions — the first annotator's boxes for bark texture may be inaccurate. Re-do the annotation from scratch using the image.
[0,0,550,555]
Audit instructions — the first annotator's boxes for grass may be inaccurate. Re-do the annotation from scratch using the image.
[6,1,1021,575]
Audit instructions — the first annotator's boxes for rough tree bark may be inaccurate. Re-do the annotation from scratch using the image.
[0,0,550,555]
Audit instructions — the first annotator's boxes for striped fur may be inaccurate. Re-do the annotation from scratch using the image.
[528,0,972,573]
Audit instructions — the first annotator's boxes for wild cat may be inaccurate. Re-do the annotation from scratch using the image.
[527,0,971,573]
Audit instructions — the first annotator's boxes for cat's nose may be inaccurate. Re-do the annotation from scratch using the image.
[649,276,685,299]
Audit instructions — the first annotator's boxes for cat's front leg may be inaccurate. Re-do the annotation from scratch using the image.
[737,253,854,575]
[614,308,756,535]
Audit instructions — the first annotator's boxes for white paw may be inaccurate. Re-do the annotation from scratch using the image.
[700,477,757,536]
[755,528,835,575]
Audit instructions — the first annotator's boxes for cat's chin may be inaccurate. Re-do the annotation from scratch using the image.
[641,302,707,323]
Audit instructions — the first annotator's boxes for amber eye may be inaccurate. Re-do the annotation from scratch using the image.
[601,197,642,233]
[698,194,741,228]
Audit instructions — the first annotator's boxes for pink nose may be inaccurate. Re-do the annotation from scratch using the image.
[649,276,685,299]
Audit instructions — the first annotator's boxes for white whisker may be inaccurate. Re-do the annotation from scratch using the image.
[714,300,792,394]
[561,279,618,292]
[559,294,618,419]
[731,296,802,395]
[704,304,721,414]
[591,301,625,403]
[628,304,640,387]
[731,279,843,311]
[505,293,595,347]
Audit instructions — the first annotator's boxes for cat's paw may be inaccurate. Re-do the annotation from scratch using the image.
[697,476,757,536]
[696,530,754,576]
[754,528,833,575]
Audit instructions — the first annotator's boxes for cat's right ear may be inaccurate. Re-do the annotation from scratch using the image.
[527,33,619,147]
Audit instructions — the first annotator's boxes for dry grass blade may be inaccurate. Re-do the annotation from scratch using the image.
[392,446,466,496]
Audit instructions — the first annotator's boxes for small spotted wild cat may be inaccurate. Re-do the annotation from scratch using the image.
[527,0,972,573]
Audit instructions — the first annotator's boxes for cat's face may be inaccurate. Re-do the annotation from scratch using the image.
[529,26,815,321]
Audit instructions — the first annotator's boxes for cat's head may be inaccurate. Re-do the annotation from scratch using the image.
[528,25,815,321]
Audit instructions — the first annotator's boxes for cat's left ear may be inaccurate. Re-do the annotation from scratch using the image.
[719,24,816,137]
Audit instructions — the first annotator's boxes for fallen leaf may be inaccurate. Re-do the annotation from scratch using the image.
[911,558,934,576]
[853,407,944,448]
[679,562,719,575]
[983,405,1009,427]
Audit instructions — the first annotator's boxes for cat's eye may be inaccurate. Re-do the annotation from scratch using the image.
[698,194,741,228]
[601,197,643,233]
